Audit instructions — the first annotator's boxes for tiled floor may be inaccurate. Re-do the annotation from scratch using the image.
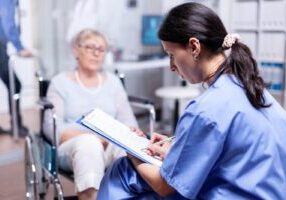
[0,109,76,200]
[0,160,26,200]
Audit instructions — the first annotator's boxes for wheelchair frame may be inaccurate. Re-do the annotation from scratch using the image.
[24,71,156,200]
[25,76,66,200]
[117,71,156,136]
[25,112,65,200]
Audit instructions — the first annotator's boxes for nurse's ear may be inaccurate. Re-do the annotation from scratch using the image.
[187,37,201,61]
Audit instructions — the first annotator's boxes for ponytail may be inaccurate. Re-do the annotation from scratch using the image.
[221,41,270,109]
[158,2,270,109]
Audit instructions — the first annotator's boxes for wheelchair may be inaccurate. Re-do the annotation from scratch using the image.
[24,71,156,200]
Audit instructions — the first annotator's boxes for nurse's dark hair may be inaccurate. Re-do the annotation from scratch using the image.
[158,2,270,109]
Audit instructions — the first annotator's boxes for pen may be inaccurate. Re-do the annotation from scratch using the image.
[141,136,175,151]
[153,136,175,146]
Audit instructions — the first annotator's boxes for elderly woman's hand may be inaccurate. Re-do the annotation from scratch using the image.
[130,126,146,137]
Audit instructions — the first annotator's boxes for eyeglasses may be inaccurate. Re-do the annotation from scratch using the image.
[79,44,106,54]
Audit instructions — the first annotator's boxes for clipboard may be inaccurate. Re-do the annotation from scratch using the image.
[78,108,162,167]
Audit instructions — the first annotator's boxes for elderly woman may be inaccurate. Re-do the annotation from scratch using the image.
[44,29,137,200]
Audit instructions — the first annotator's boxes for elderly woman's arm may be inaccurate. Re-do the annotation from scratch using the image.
[44,80,86,144]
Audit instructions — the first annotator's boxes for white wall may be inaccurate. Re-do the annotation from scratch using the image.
[35,0,167,105]
[0,0,235,113]
[36,0,145,76]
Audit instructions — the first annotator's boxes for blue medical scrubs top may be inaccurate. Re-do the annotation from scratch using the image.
[0,0,23,51]
[161,74,286,199]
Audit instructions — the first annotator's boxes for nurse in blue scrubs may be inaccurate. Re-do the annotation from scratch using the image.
[97,2,286,200]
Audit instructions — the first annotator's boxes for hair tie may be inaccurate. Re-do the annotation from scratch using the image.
[222,33,240,49]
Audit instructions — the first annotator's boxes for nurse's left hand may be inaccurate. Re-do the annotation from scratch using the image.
[130,126,146,137]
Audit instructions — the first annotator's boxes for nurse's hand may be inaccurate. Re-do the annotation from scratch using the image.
[146,133,171,160]
[149,132,168,143]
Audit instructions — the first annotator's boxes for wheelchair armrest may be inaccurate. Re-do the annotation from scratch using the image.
[128,95,154,105]
[128,95,156,136]
[37,97,54,110]
[37,98,58,148]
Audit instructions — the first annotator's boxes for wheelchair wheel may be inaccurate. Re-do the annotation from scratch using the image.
[25,136,39,200]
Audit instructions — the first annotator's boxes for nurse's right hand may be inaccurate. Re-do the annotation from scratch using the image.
[146,133,171,160]
[149,133,168,143]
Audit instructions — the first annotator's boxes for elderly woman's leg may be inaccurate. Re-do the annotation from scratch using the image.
[59,134,106,200]
[78,188,96,200]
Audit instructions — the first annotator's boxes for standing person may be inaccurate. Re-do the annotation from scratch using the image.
[97,2,286,200]
[0,0,32,135]
[44,29,137,200]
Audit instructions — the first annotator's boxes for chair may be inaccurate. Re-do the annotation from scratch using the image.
[24,71,156,200]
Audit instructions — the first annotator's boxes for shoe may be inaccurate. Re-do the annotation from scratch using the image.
[0,126,11,135]
[18,126,29,137]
